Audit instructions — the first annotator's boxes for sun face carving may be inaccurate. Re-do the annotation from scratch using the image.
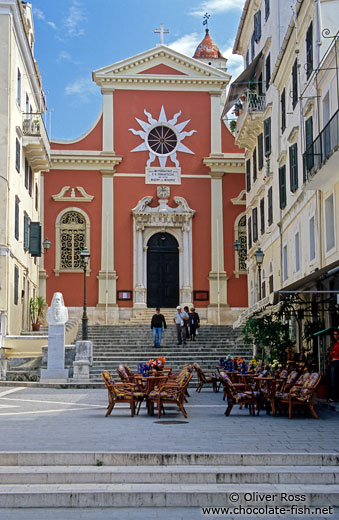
[129,106,196,168]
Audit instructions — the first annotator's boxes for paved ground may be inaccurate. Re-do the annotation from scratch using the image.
[0,385,338,453]
[0,385,338,519]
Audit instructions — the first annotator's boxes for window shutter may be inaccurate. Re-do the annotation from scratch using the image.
[265,0,270,20]
[14,266,19,305]
[279,165,287,209]
[253,148,257,182]
[292,59,298,108]
[289,143,298,192]
[254,10,261,42]
[306,22,313,79]
[265,54,271,90]
[248,217,252,250]
[281,89,286,132]
[15,197,19,240]
[268,187,273,226]
[16,139,20,172]
[24,214,29,251]
[305,117,314,179]
[264,118,271,156]
[258,134,264,170]
[29,222,41,257]
[29,167,33,196]
[246,159,251,192]
[252,207,258,242]
[260,198,265,235]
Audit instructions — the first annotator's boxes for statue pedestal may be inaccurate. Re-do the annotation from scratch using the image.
[40,324,68,381]
[73,340,92,380]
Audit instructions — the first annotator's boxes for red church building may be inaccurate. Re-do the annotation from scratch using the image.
[40,30,247,324]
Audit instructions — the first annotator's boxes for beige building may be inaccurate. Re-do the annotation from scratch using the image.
[0,0,50,342]
[227,0,339,346]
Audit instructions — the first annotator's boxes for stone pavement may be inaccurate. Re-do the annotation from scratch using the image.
[0,385,338,452]
[0,385,338,520]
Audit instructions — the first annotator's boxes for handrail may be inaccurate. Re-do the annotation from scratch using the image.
[303,108,339,181]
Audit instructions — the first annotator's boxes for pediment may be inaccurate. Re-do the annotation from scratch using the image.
[93,45,230,89]
[138,64,187,75]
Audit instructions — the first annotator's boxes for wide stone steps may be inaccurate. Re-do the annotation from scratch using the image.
[85,324,249,381]
[0,452,338,509]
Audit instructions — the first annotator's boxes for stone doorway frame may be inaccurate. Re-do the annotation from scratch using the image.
[132,196,195,309]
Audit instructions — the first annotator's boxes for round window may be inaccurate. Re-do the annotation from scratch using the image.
[147,125,177,155]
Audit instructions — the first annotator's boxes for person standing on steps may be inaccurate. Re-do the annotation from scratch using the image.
[184,306,190,340]
[151,308,167,348]
[173,305,189,345]
[189,307,200,341]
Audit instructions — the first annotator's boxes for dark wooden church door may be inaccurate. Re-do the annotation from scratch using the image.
[147,233,179,308]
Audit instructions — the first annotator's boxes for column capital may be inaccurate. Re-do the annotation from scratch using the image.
[100,170,115,177]
[209,171,225,179]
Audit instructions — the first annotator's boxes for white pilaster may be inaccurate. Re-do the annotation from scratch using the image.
[97,171,118,309]
[210,92,222,154]
[102,91,114,152]
[38,172,47,299]
[209,171,227,308]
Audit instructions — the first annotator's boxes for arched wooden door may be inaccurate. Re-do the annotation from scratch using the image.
[147,232,179,308]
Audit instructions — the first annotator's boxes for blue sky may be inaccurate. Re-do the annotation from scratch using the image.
[32,0,245,140]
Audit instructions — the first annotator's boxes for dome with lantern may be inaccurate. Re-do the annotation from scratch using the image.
[193,29,227,72]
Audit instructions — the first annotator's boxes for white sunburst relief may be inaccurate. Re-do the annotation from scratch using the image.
[129,106,197,168]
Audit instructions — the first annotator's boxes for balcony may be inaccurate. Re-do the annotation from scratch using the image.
[303,109,339,190]
[22,113,51,172]
[235,92,266,149]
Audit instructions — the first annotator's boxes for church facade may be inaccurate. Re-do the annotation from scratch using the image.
[41,33,247,324]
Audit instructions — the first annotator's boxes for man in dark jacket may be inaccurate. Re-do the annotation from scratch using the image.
[151,308,167,347]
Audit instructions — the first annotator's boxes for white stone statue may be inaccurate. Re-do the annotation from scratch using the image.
[47,292,68,325]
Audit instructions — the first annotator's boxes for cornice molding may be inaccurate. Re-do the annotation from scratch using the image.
[203,153,245,174]
[51,150,123,171]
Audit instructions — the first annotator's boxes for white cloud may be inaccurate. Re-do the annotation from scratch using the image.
[191,0,244,16]
[47,21,57,30]
[168,33,200,57]
[33,8,45,20]
[65,0,87,37]
[57,51,73,63]
[65,77,98,103]
[222,45,244,80]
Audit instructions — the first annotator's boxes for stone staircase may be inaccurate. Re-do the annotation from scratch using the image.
[0,452,338,513]
[86,324,249,382]
[119,308,185,325]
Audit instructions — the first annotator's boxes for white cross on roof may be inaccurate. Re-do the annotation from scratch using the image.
[154,24,169,45]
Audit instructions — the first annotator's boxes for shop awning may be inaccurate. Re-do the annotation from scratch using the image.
[222,51,263,117]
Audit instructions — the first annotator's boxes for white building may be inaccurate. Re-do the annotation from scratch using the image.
[0,0,50,342]
[227,0,339,348]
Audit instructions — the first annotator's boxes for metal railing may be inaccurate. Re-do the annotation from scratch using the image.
[303,109,339,181]
[246,92,266,113]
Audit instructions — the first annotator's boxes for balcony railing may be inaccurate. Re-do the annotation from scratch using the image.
[246,92,266,113]
[22,113,44,136]
[303,109,339,181]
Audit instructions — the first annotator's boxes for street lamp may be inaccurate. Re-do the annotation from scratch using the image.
[233,240,241,252]
[42,237,51,252]
[254,247,264,301]
[80,247,91,340]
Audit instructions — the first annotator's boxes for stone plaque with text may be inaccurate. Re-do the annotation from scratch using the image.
[146,167,181,184]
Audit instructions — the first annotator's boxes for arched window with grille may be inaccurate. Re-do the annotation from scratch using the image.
[55,208,90,275]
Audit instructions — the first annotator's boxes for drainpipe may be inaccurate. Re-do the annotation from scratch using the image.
[314,0,322,69]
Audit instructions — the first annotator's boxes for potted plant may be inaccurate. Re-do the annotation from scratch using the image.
[232,101,243,117]
[229,120,237,133]
[29,296,46,331]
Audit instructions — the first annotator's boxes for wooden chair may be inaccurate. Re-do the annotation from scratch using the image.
[193,362,218,393]
[148,370,193,418]
[219,371,255,416]
[288,372,321,419]
[101,371,144,417]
